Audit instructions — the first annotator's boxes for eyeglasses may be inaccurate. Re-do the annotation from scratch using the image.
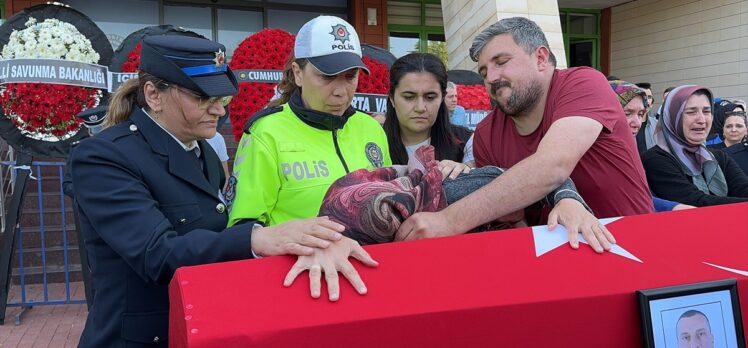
[166,83,233,109]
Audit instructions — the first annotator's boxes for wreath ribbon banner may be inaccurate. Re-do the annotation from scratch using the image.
[234,69,284,83]
[351,92,388,114]
[234,68,389,114]
[108,72,137,92]
[0,58,108,90]
[0,60,492,124]
[0,61,391,114]
[0,58,129,93]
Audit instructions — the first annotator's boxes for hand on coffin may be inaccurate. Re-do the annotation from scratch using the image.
[547,198,616,253]
[283,237,378,301]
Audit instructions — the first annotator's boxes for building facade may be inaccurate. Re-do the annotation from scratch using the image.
[609,0,747,102]
[442,0,747,105]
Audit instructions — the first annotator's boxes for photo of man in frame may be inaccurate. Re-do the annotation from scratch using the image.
[660,302,730,348]
[638,279,744,348]
[676,309,716,348]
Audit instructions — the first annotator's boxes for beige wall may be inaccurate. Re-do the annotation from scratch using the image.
[442,0,567,71]
[610,0,748,105]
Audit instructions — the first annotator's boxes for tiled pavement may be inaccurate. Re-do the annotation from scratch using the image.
[0,282,87,348]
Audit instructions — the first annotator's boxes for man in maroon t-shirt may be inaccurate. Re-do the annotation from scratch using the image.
[396,17,653,250]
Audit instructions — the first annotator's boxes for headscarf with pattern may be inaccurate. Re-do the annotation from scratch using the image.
[318,145,446,245]
[654,85,727,196]
[608,80,649,109]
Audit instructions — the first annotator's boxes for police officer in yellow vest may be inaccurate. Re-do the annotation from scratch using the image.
[72,35,374,347]
[229,16,389,294]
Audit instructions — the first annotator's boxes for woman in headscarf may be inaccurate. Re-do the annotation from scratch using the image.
[641,85,748,206]
[608,80,693,211]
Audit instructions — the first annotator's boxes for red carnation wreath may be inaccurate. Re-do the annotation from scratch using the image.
[121,42,142,73]
[356,56,389,95]
[0,17,102,140]
[228,28,295,141]
[456,84,491,111]
[1,84,98,138]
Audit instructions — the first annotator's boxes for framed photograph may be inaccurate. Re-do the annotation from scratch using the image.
[638,279,745,348]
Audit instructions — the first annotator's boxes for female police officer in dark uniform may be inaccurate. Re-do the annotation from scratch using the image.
[71,35,377,347]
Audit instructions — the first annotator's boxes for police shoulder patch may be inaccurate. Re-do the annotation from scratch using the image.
[365,142,384,168]
[224,175,238,208]
[243,106,283,134]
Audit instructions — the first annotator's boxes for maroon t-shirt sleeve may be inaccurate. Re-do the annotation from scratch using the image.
[473,112,495,168]
[550,68,621,133]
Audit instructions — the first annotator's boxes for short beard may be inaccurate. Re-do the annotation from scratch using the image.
[492,78,542,116]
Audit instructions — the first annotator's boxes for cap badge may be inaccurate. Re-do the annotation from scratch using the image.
[329,24,350,44]
[213,49,226,68]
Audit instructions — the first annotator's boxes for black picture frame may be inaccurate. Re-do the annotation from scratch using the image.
[637,279,745,348]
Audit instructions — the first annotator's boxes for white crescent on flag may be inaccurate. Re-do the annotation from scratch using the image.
[531,217,642,263]
[702,262,748,276]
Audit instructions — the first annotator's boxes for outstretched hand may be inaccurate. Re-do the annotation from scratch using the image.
[283,237,378,301]
[547,198,616,253]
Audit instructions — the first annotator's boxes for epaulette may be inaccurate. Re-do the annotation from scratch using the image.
[243,106,283,134]
[96,121,135,142]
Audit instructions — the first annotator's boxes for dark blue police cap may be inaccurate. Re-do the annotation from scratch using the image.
[76,94,109,126]
[140,35,238,97]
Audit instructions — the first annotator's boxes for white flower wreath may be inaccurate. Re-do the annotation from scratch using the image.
[2,17,99,63]
[0,17,102,141]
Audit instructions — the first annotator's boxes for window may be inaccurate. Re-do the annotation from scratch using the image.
[64,0,347,57]
[559,9,600,70]
[271,0,345,5]
[267,9,322,34]
[389,32,420,57]
[218,9,263,59]
[388,0,446,64]
[164,4,213,40]
[64,0,160,49]
[162,1,346,57]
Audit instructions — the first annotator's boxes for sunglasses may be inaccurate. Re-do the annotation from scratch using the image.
[727,111,746,117]
[166,83,233,109]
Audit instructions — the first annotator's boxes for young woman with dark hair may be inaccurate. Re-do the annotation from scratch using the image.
[383,53,472,179]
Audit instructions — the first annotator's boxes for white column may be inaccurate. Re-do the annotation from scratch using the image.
[442,0,567,70]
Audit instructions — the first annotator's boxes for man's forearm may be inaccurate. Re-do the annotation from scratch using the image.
[441,153,569,233]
